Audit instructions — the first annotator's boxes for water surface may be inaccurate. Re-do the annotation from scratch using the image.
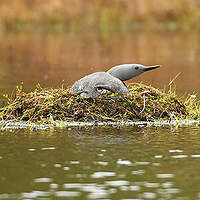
[0,29,200,199]
[0,30,200,95]
[0,126,200,199]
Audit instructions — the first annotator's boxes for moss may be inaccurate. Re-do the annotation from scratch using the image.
[0,83,199,123]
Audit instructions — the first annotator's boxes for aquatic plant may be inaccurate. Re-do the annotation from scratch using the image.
[0,0,200,31]
[0,83,199,123]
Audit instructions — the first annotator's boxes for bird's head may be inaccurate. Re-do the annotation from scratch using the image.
[107,64,160,81]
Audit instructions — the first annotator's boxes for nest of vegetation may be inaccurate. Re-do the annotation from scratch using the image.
[0,83,199,123]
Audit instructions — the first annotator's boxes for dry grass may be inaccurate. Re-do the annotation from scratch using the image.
[0,0,200,30]
[0,83,199,123]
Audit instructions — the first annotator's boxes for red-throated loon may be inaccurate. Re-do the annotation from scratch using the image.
[70,64,160,97]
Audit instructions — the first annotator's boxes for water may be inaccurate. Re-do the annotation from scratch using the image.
[0,126,200,199]
[0,29,200,199]
[0,30,200,95]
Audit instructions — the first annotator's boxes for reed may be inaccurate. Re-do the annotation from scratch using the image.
[0,0,200,30]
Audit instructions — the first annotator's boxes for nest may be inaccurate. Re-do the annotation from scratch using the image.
[0,83,199,123]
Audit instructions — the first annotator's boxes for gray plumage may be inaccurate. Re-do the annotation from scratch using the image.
[70,72,129,98]
[70,64,160,98]
[107,64,160,81]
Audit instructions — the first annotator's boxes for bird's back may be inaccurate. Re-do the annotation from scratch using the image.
[70,72,129,97]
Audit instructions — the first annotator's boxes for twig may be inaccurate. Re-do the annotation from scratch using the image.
[140,94,146,113]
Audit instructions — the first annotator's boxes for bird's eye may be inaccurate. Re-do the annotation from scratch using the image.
[135,66,139,70]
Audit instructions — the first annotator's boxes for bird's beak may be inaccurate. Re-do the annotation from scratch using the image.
[143,65,160,71]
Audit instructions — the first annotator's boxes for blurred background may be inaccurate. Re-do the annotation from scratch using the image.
[0,0,200,95]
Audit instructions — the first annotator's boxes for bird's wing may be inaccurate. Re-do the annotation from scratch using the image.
[95,84,115,93]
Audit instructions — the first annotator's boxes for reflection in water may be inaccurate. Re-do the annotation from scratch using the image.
[0,30,200,95]
[0,126,200,199]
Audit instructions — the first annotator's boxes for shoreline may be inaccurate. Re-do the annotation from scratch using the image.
[1,22,200,33]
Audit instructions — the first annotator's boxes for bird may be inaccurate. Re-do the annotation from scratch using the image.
[70,64,160,98]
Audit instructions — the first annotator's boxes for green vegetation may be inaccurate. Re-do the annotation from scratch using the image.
[0,83,199,123]
[0,0,200,31]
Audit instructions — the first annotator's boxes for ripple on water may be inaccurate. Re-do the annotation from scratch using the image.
[79,184,105,193]
[63,183,82,189]
[0,194,19,199]
[41,147,56,150]
[87,190,108,199]
[157,188,181,194]
[140,192,157,199]
[54,163,62,167]
[49,183,58,189]
[191,154,200,158]
[109,188,117,194]
[68,183,105,193]
[105,180,129,187]
[121,199,143,200]
[132,170,145,175]
[95,161,108,166]
[63,183,108,199]
[134,161,150,166]
[70,161,80,164]
[63,166,70,170]
[55,191,80,198]
[171,155,188,158]
[91,171,116,178]
[34,178,53,183]
[169,149,183,153]
[152,163,160,166]
[75,174,86,178]
[120,185,130,191]
[156,174,174,179]
[154,155,163,158]
[144,182,160,188]
[22,191,51,198]
[161,182,174,188]
[117,159,133,166]
[28,148,36,151]
[129,185,141,191]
